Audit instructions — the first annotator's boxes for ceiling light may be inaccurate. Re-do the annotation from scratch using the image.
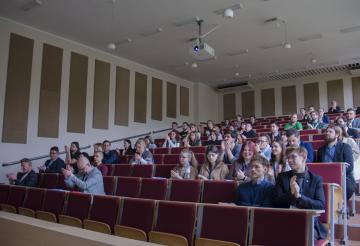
[283,42,291,49]
[191,62,198,68]
[282,21,291,49]
[224,8,234,19]
[107,42,116,50]
[340,25,360,34]
[235,72,240,76]
[311,58,317,64]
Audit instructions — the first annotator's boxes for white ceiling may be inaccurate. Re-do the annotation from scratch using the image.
[1,0,360,86]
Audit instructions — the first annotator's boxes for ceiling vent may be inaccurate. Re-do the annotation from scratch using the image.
[217,81,253,92]
[349,63,360,75]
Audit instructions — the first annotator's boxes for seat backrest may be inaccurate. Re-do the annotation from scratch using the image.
[154,148,169,155]
[198,204,249,246]
[195,154,205,164]
[23,188,45,211]
[7,186,27,208]
[251,208,309,246]
[89,195,121,232]
[307,163,343,186]
[118,155,128,164]
[153,154,163,164]
[115,176,141,198]
[155,201,197,246]
[320,183,331,224]
[163,154,179,164]
[139,178,168,200]
[189,147,206,154]
[41,190,67,215]
[132,165,154,178]
[154,164,177,178]
[120,198,156,234]
[103,176,116,195]
[169,179,202,203]
[57,175,68,190]
[313,134,326,141]
[308,140,325,151]
[0,184,10,204]
[202,181,237,204]
[301,129,320,135]
[113,164,132,176]
[41,173,59,189]
[65,192,92,220]
[170,147,183,154]
[104,164,113,176]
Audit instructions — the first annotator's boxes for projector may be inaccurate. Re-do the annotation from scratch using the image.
[189,42,215,60]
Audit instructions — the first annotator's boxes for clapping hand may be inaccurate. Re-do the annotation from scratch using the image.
[290,176,301,198]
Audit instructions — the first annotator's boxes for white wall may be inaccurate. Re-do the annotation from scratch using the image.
[193,83,220,124]
[0,18,202,183]
[218,71,358,120]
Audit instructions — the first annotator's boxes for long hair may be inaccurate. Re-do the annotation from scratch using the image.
[270,140,286,167]
[205,145,222,167]
[237,141,256,163]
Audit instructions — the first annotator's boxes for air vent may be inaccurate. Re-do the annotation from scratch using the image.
[217,81,253,91]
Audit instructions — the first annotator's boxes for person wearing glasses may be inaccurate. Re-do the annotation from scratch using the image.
[171,149,198,180]
[255,134,272,161]
[38,146,65,173]
[198,145,229,181]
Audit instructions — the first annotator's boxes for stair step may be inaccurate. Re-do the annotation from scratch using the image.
[335,223,360,241]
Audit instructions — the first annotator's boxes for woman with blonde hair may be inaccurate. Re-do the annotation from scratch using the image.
[171,149,198,179]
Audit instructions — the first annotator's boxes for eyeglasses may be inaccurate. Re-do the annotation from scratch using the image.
[256,140,268,143]
[207,153,217,157]
[50,152,57,155]
[180,155,189,159]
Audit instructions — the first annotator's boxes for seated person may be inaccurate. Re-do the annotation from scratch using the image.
[170,121,180,136]
[328,99,341,113]
[268,122,281,142]
[221,131,241,164]
[250,116,256,125]
[336,116,359,138]
[144,135,157,149]
[204,120,215,137]
[102,140,118,164]
[38,146,65,173]
[62,156,105,195]
[198,145,229,181]
[242,123,257,138]
[316,124,355,200]
[273,147,327,240]
[286,128,314,162]
[129,139,154,164]
[268,141,291,183]
[163,131,180,148]
[6,158,38,187]
[121,139,135,156]
[213,125,223,140]
[179,122,190,140]
[90,142,103,163]
[235,155,274,207]
[170,149,198,179]
[93,151,108,176]
[65,141,81,173]
[298,108,307,120]
[207,130,221,146]
[284,114,303,130]
[346,108,360,131]
[228,141,256,183]
[307,111,325,129]
[256,134,272,161]
[318,108,330,125]
[183,131,202,147]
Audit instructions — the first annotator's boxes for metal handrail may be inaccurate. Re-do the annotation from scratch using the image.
[1,126,176,167]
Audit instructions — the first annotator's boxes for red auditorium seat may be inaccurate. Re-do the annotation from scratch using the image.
[115,176,141,198]
[57,174,68,190]
[18,187,45,217]
[170,147,183,154]
[300,135,310,141]
[103,176,116,195]
[118,155,128,164]
[196,204,249,246]
[132,164,154,178]
[154,148,169,154]
[313,134,326,141]
[84,195,121,234]
[189,146,206,154]
[104,164,113,175]
[115,197,156,241]
[202,180,237,204]
[40,173,59,189]
[153,154,163,164]
[149,201,197,246]
[0,185,26,213]
[58,192,92,227]
[154,164,177,178]
[155,139,165,147]
[307,163,343,187]
[139,178,168,200]
[113,164,132,176]
[195,154,205,164]
[0,184,10,204]
[308,140,325,151]
[301,129,320,135]
[36,190,67,222]
[163,154,179,164]
[169,179,202,203]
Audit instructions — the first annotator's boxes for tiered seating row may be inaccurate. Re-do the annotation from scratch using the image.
[0,184,326,246]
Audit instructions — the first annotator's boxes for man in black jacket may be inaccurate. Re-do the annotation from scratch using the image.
[274,147,327,240]
[39,146,65,173]
[6,158,38,187]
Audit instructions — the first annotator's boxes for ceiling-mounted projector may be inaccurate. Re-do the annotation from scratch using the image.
[189,42,215,60]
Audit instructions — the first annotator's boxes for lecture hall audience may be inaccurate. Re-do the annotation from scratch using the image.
[6,158,38,187]
[198,145,229,180]
[38,146,65,174]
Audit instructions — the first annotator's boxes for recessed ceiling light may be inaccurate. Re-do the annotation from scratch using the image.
[340,25,360,34]
[191,62,198,68]
[283,42,292,49]
[235,72,240,76]
[297,34,323,42]
[311,58,317,64]
[107,42,116,50]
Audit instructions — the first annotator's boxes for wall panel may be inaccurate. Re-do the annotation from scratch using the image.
[167,82,177,118]
[115,66,130,126]
[281,86,297,115]
[151,77,163,121]
[303,82,320,109]
[180,86,190,116]
[352,77,360,107]
[93,59,110,129]
[327,79,344,108]
[223,93,236,120]
[242,91,255,118]
[134,72,147,123]
[261,88,275,117]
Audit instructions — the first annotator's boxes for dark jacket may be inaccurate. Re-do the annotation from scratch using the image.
[15,170,38,187]
[103,150,118,164]
[43,158,65,173]
[273,170,327,239]
[300,141,314,163]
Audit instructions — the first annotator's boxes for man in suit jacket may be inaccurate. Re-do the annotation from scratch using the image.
[336,117,359,139]
[286,128,314,162]
[274,147,327,240]
[346,108,360,130]
[39,146,65,173]
[317,125,355,200]
[6,158,38,187]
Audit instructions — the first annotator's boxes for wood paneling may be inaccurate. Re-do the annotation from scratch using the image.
[180,86,189,116]
[327,79,344,108]
[352,77,360,107]
[167,82,177,118]
[151,77,163,121]
[242,91,255,118]
[281,86,297,115]
[303,82,320,109]
[93,60,110,129]
[115,66,130,126]
[223,93,236,120]
[134,72,147,123]
[67,52,88,133]
[2,33,34,143]
[38,43,63,138]
[261,88,275,117]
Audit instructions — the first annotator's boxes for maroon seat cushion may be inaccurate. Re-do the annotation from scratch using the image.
[154,164,177,178]
[169,179,202,202]
[195,154,205,164]
[89,195,120,232]
[7,186,26,208]
[320,183,330,224]
[65,192,91,220]
[154,148,169,155]
[132,165,154,178]
[202,180,237,204]
[171,147,183,154]
[23,188,45,211]
[163,154,179,164]
[118,155,128,164]
[103,176,116,195]
[200,204,249,246]
[307,163,342,186]
[115,177,141,198]
[153,155,163,164]
[41,190,67,216]
[120,198,156,234]
[41,173,59,189]
[0,184,10,204]
[139,178,168,200]
[155,201,197,246]
[189,146,206,153]
[113,164,132,176]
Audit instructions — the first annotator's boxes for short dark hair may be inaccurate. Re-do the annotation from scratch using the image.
[20,158,32,165]
[102,140,111,145]
[50,146,59,153]
[286,128,300,138]
[285,147,308,160]
[172,122,178,125]
[271,122,279,127]
[250,155,270,168]
[224,130,237,139]
[258,134,270,142]
[347,108,355,113]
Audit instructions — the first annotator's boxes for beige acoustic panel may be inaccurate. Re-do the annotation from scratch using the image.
[327,79,344,109]
[303,82,320,109]
[167,82,177,118]
[67,52,88,133]
[151,77,163,121]
[281,85,297,115]
[223,93,236,120]
[115,66,130,126]
[352,77,360,107]
[93,60,110,129]
[261,88,275,117]
[134,72,147,123]
[38,43,63,138]
[2,33,34,143]
[180,86,190,116]
[242,91,255,118]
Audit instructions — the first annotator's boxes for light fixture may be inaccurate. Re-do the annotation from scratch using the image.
[283,42,291,49]
[223,8,234,18]
[282,20,291,49]
[191,62,198,68]
[107,42,116,50]
[311,58,317,64]
[309,52,317,64]
[235,72,240,76]
[107,0,116,50]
